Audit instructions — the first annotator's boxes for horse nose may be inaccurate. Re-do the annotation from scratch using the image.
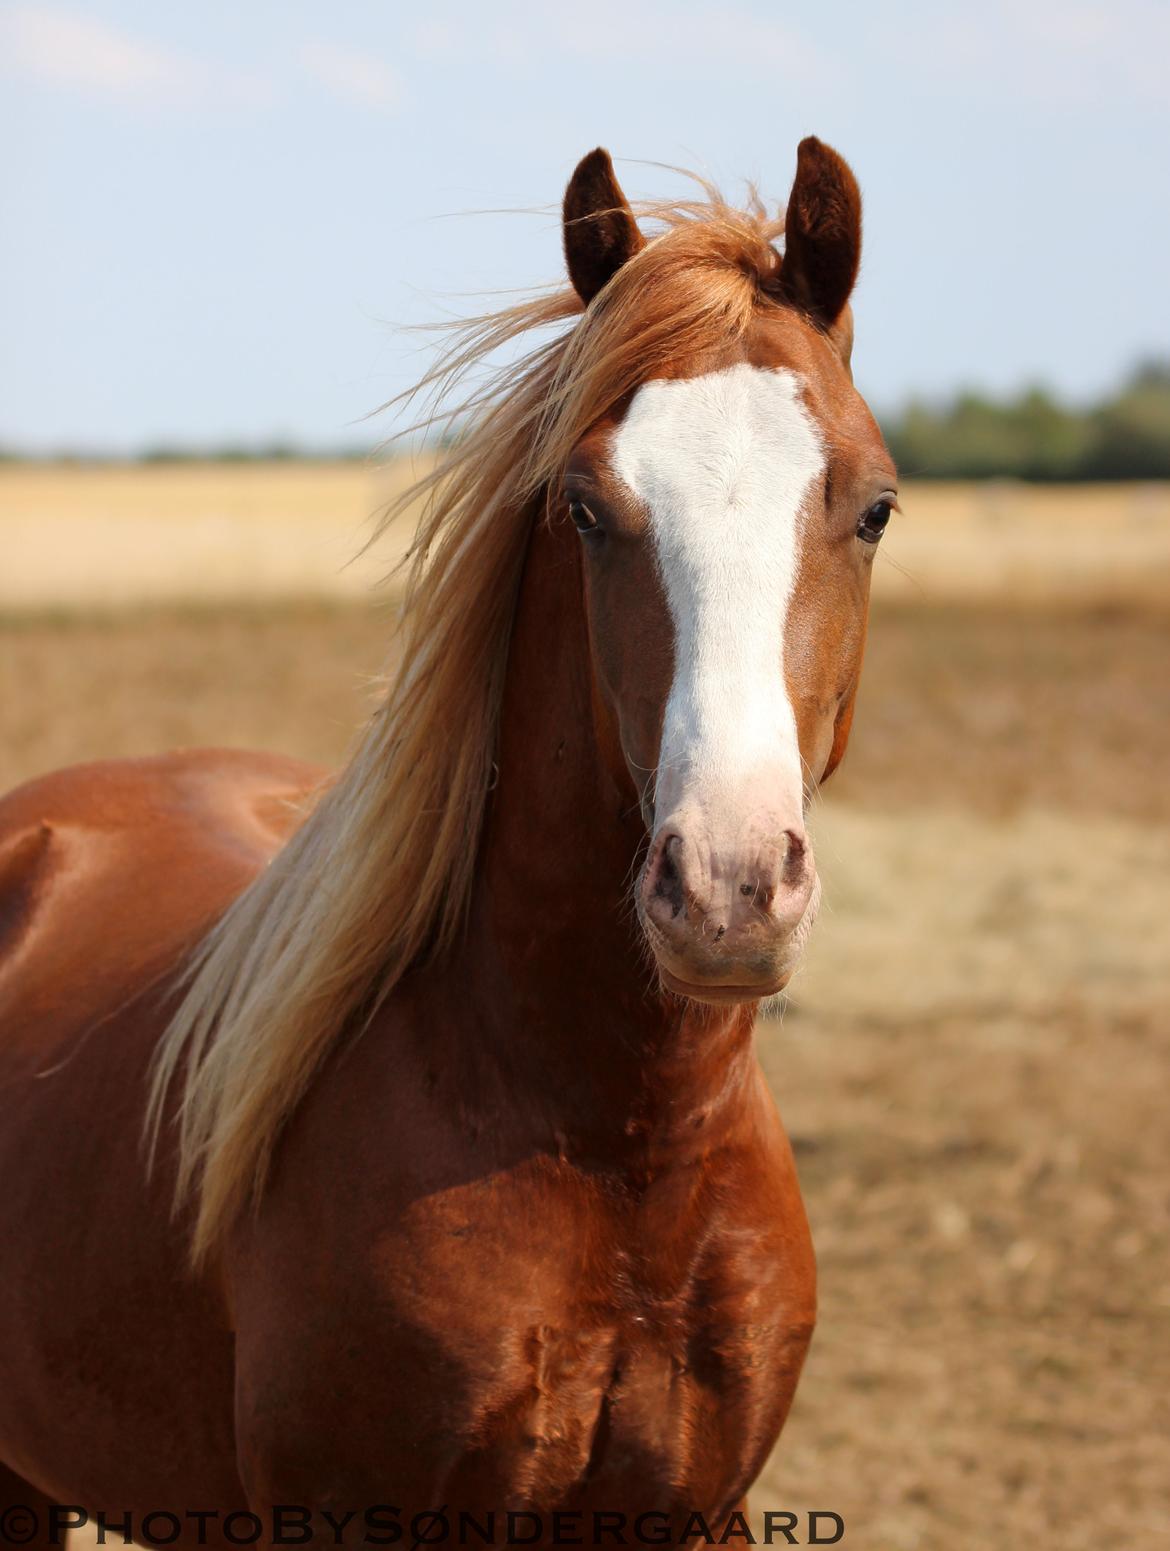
[641,823,815,953]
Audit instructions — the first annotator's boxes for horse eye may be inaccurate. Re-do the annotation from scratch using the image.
[568,498,600,536]
[857,500,893,544]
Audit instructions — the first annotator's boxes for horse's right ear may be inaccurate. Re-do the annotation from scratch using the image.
[563,149,645,307]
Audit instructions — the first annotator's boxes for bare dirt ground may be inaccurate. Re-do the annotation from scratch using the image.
[3,591,1168,1548]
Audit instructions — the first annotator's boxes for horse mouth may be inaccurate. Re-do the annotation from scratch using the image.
[657,966,793,1004]
[638,869,821,1007]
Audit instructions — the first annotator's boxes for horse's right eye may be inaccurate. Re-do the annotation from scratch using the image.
[569,499,600,536]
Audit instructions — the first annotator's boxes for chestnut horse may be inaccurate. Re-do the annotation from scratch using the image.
[0,140,896,1543]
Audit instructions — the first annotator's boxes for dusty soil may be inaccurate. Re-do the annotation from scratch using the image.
[3,600,1168,1550]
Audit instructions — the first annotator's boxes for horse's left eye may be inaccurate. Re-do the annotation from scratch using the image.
[857,500,893,544]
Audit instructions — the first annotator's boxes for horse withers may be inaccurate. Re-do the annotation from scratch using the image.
[0,139,896,1542]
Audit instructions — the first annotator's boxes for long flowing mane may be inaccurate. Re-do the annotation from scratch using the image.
[149,181,790,1263]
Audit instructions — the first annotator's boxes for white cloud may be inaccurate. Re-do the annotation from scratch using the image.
[0,4,273,108]
[397,2,830,86]
[299,41,407,114]
[547,2,830,81]
[902,0,1170,106]
[0,5,191,96]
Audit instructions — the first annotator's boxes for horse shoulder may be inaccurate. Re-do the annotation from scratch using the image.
[0,749,325,1052]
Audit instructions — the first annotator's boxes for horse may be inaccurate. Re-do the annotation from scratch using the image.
[0,138,896,1545]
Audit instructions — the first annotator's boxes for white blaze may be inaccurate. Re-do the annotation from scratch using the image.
[610,362,824,827]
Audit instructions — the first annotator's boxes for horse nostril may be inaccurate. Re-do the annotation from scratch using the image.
[648,832,686,920]
[783,829,808,884]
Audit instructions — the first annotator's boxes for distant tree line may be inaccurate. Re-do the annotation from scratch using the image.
[881,359,1170,481]
[0,441,371,465]
[4,360,1170,479]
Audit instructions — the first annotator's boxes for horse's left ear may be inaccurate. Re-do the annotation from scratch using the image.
[780,137,862,356]
[563,148,645,306]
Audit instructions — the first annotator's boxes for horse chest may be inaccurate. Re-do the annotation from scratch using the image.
[464,1309,788,1506]
[367,1168,809,1507]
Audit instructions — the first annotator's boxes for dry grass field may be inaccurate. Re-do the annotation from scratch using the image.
[4,464,1170,613]
[3,469,1169,1549]
[0,460,431,611]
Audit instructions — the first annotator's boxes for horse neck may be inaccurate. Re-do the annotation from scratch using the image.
[447,501,758,1157]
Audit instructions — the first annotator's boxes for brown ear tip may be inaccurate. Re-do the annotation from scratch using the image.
[796,136,851,175]
[571,147,615,182]
[565,149,620,218]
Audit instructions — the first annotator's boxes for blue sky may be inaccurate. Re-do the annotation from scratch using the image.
[2,0,1168,453]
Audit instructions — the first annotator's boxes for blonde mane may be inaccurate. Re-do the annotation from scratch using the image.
[149,182,790,1263]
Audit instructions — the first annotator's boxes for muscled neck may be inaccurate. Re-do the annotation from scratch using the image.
[446,502,759,1161]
